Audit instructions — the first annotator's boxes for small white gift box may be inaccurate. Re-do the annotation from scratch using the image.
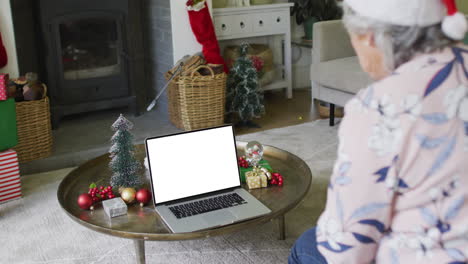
[102,197,128,218]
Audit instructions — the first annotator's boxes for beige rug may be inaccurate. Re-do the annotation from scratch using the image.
[0,119,339,264]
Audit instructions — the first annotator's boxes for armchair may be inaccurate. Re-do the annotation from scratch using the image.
[310,20,373,126]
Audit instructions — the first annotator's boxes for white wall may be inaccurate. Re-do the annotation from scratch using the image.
[0,0,19,77]
[170,0,213,63]
[290,14,312,89]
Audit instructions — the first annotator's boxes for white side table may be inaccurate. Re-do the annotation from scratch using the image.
[213,3,294,99]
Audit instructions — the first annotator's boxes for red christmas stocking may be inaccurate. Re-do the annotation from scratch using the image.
[187,1,227,72]
[0,33,7,68]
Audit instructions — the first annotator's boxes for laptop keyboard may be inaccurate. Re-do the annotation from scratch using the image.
[168,193,247,219]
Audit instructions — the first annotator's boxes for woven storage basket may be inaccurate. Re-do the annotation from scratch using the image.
[13,84,53,163]
[317,100,344,119]
[167,80,182,129]
[167,66,227,131]
[166,55,205,78]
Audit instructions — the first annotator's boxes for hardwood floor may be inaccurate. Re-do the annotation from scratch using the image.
[234,88,319,135]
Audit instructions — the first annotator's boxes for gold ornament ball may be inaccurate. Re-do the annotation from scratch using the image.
[120,188,137,204]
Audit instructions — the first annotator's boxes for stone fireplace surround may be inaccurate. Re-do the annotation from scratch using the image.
[10,0,174,125]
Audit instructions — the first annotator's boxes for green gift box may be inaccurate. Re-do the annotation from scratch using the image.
[0,98,18,151]
[239,159,272,183]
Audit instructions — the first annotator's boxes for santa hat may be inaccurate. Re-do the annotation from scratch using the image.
[442,0,467,40]
[345,0,468,40]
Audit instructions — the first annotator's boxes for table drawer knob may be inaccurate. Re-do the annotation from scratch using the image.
[259,20,263,26]
[276,17,281,23]
[222,24,227,31]
[240,22,245,28]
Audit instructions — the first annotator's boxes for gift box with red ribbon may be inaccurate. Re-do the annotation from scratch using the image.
[0,149,22,204]
[0,74,8,101]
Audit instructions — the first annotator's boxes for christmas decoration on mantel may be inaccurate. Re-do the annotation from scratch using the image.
[186,0,227,72]
[109,114,142,189]
[226,44,265,128]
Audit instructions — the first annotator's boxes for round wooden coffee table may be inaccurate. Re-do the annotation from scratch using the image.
[57,142,312,263]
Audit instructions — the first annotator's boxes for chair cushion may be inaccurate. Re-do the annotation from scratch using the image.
[311,56,373,94]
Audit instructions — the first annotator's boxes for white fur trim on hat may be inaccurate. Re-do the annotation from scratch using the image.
[442,12,468,40]
[344,0,446,26]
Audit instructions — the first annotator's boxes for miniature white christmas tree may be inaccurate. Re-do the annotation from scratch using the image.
[226,43,265,127]
[109,114,142,188]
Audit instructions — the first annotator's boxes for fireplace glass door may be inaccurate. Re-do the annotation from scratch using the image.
[59,18,121,80]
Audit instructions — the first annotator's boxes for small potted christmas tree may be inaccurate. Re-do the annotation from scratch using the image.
[109,114,142,189]
[226,43,265,127]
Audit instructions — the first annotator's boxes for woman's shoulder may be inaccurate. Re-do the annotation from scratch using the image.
[346,46,467,127]
[360,45,468,106]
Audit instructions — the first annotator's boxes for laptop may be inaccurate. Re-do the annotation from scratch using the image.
[145,125,271,233]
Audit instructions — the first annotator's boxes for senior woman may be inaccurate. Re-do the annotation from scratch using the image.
[289,0,468,263]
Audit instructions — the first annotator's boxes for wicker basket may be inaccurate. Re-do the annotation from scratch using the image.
[317,100,344,119]
[13,84,53,163]
[168,66,227,131]
[167,55,205,78]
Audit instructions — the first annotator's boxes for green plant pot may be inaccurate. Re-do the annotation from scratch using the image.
[251,0,273,5]
[213,0,228,8]
[303,17,318,41]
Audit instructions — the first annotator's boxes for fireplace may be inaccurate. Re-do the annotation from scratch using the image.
[60,18,122,82]
[37,0,147,128]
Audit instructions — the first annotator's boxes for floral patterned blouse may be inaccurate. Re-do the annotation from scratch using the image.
[316,45,468,264]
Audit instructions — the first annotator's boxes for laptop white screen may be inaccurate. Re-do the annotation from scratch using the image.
[146,126,241,204]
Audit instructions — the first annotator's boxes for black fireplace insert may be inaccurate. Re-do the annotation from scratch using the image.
[38,0,146,128]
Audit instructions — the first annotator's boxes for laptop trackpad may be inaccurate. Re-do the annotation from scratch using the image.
[203,210,237,226]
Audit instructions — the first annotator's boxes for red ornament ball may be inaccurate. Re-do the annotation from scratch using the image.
[136,188,152,205]
[77,193,93,210]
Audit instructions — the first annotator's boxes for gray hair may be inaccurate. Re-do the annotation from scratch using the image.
[342,3,455,71]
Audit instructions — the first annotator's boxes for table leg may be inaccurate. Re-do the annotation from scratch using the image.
[284,31,293,99]
[277,215,285,240]
[133,239,146,264]
[329,104,335,127]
